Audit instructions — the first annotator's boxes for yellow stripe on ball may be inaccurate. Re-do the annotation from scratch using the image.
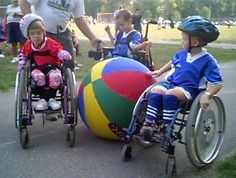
[84,83,119,140]
[91,59,112,82]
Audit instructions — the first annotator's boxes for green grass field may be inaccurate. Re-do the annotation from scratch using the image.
[70,23,236,44]
[1,41,235,91]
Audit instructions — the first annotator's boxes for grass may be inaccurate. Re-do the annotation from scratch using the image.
[217,152,236,178]
[181,151,236,178]
[69,23,236,44]
[1,41,235,91]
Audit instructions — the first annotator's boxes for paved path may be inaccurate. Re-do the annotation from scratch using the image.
[81,37,236,49]
[0,61,236,178]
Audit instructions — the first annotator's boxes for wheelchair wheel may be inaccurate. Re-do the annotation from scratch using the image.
[130,84,155,134]
[121,144,132,161]
[66,126,75,147]
[20,127,29,148]
[185,94,225,168]
[165,155,176,178]
[14,72,20,128]
[64,68,78,125]
[15,69,28,130]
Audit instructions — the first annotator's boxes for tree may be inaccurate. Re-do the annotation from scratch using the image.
[200,6,211,19]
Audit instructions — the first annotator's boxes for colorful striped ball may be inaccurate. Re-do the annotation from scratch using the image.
[77,57,156,140]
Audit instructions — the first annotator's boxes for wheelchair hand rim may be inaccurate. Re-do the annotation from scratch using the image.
[193,96,225,164]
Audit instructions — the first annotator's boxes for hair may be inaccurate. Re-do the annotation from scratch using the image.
[115,9,132,21]
[28,20,45,34]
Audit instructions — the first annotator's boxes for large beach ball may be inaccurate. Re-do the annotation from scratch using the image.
[77,57,156,140]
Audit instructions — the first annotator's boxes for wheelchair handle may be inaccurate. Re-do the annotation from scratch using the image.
[148,20,158,25]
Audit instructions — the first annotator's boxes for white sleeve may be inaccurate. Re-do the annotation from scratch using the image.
[71,0,85,18]
[27,0,40,5]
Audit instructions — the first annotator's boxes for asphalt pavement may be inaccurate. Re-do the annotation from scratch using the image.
[0,61,236,178]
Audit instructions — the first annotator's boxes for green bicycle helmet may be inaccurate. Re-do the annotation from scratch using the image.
[178,16,219,43]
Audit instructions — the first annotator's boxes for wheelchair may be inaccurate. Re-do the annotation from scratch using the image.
[14,60,78,148]
[88,20,158,71]
[109,83,225,177]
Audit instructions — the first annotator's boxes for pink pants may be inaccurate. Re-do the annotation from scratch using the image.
[31,69,62,89]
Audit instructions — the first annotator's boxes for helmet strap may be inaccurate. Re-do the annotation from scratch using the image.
[188,35,207,53]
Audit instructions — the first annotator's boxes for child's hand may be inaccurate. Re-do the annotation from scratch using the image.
[17,60,26,71]
[146,41,152,48]
[17,53,27,71]
[58,50,72,62]
[105,25,111,32]
[147,70,161,77]
[200,92,211,110]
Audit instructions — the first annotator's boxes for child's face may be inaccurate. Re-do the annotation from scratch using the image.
[29,29,44,47]
[117,18,132,32]
[181,32,190,50]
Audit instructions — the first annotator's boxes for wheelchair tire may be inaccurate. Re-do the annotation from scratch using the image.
[64,68,78,126]
[20,127,29,149]
[14,72,20,128]
[185,93,225,168]
[121,144,132,161]
[165,155,176,178]
[66,126,75,147]
[15,69,28,130]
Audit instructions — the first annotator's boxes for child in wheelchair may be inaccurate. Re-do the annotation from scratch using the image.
[17,14,72,111]
[140,16,223,145]
[104,9,151,59]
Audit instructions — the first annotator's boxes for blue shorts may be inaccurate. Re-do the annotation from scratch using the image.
[7,22,26,44]
[151,81,202,100]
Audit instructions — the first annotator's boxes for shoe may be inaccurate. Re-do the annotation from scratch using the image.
[140,120,156,139]
[48,98,61,110]
[0,54,5,58]
[10,57,18,63]
[35,99,48,111]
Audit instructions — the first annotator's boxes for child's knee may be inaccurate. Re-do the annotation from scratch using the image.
[31,69,46,86]
[48,69,62,89]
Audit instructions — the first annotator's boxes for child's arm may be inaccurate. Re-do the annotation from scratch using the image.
[200,84,222,110]
[147,61,172,77]
[105,25,115,45]
[131,41,152,51]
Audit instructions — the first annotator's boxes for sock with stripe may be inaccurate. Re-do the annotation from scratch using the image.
[162,94,179,125]
[145,93,163,123]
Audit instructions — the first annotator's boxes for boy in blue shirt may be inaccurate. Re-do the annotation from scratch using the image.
[140,16,222,144]
[105,9,151,58]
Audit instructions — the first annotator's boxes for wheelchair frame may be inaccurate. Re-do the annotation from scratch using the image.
[109,83,225,177]
[14,61,78,148]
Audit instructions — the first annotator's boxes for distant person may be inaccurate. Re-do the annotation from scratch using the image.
[132,8,142,34]
[19,0,100,70]
[104,9,151,59]
[5,0,26,63]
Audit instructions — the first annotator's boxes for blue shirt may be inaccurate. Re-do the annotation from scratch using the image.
[166,49,222,89]
[109,30,141,58]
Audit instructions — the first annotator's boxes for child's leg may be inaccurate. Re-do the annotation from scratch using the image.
[31,69,46,87]
[162,88,187,125]
[140,85,166,138]
[48,69,62,89]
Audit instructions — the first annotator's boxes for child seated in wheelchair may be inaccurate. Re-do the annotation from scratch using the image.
[104,9,151,58]
[17,14,71,111]
[140,16,223,142]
